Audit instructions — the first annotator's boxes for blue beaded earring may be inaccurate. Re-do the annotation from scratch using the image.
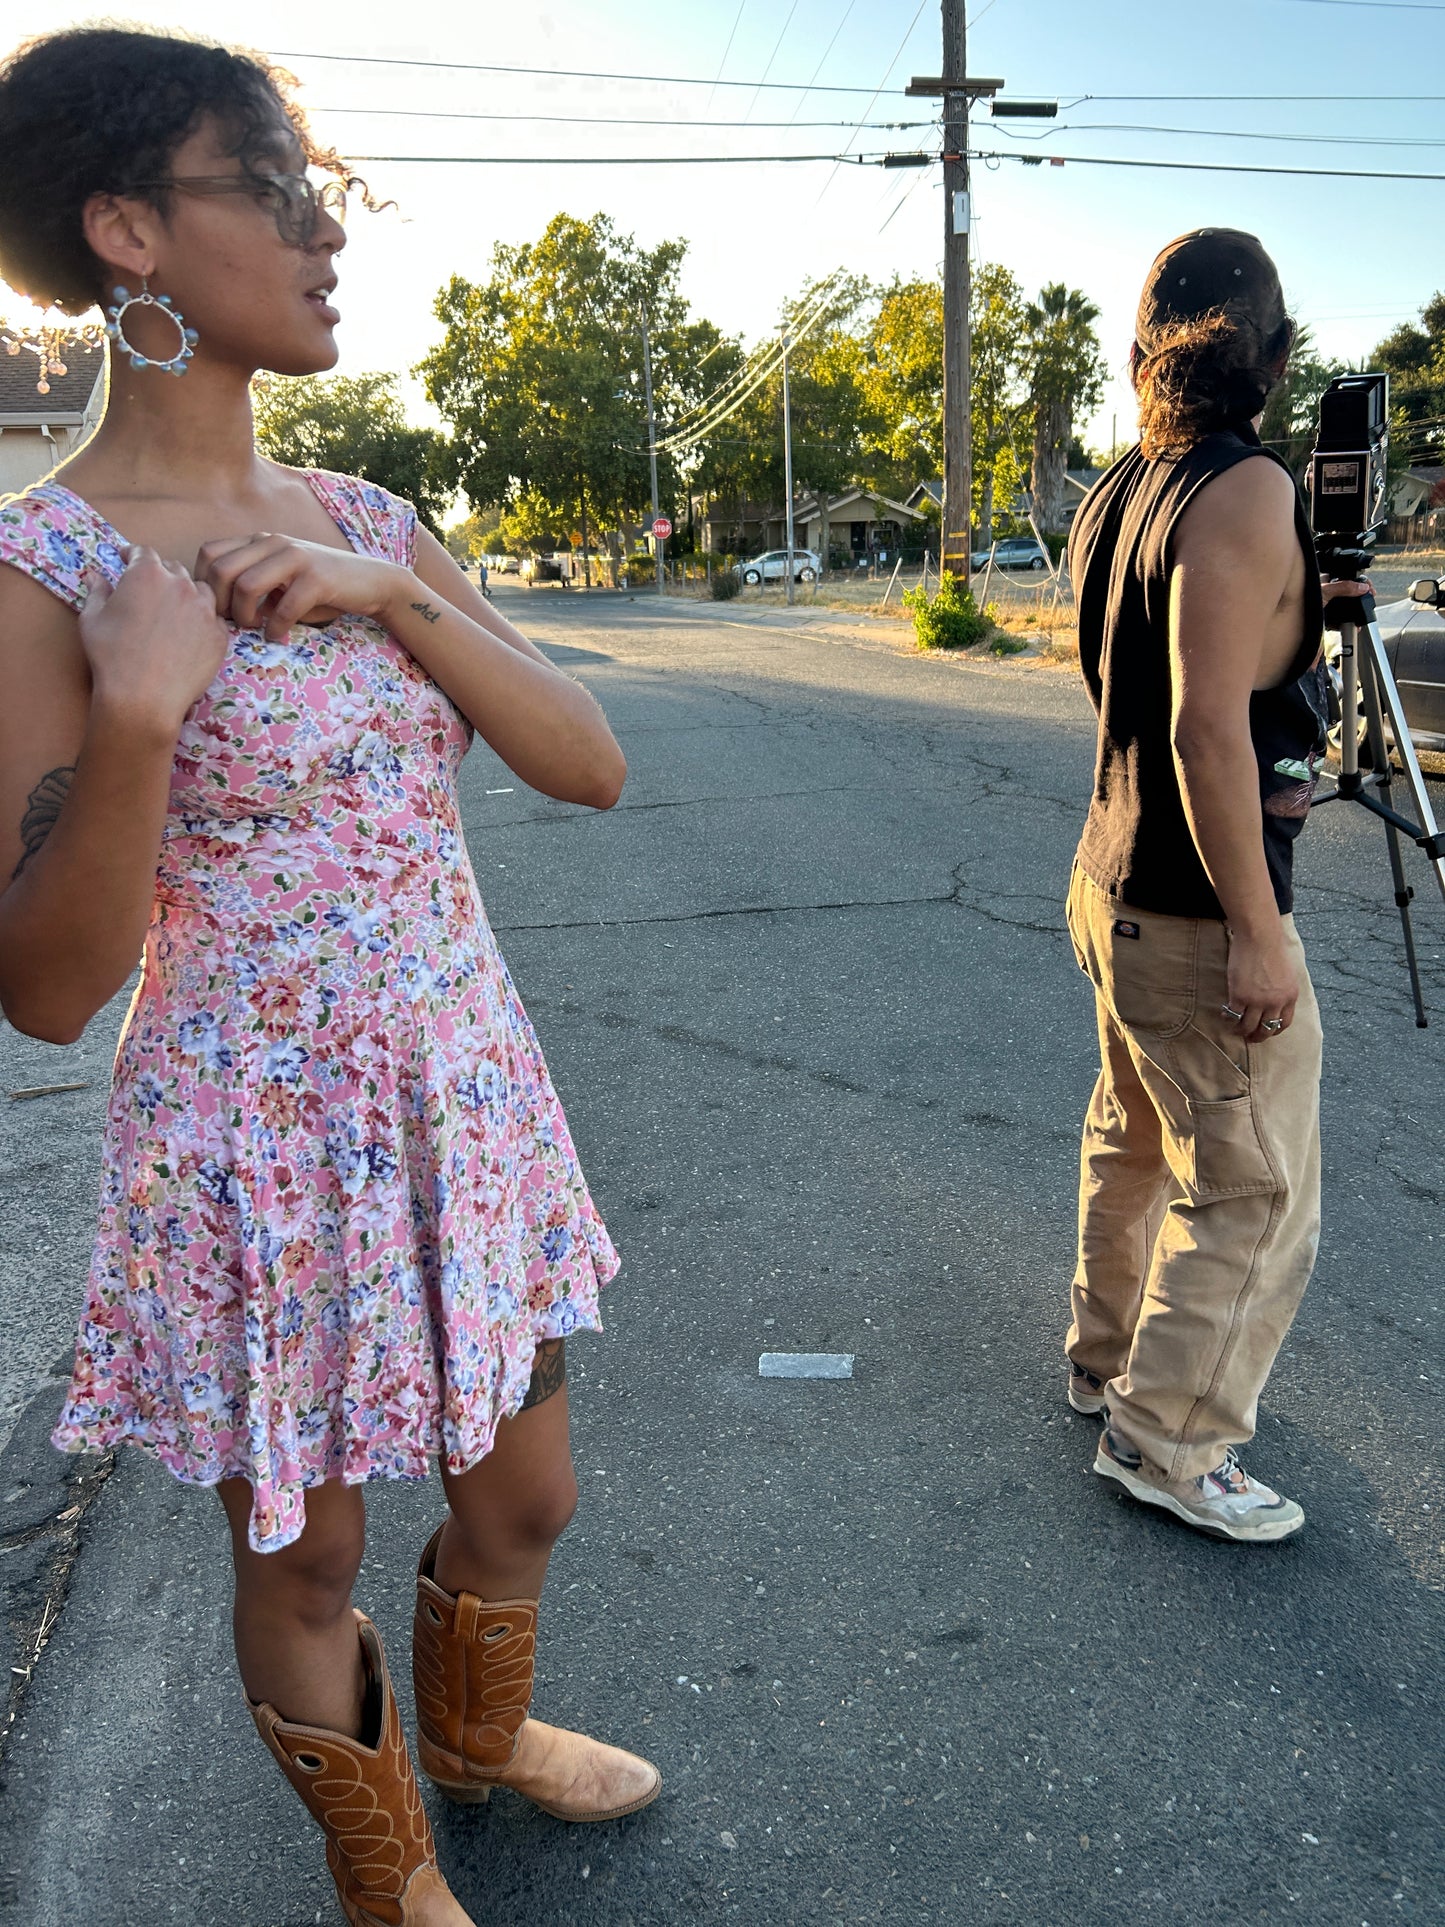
[104,277,199,376]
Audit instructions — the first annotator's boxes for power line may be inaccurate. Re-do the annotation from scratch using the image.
[649,279,846,453]
[785,0,859,127]
[271,47,906,95]
[992,120,1445,150]
[969,145,1445,183]
[343,150,885,165]
[313,104,929,130]
[813,0,931,205]
[1056,91,1433,103]
[709,1,748,109]
[1269,0,1445,12]
[745,0,802,122]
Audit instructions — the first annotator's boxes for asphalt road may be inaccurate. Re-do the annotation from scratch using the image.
[1,584,1442,1926]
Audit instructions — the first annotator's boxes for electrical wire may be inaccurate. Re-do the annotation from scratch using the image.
[312,104,931,131]
[967,145,1445,183]
[342,151,886,165]
[991,120,1445,150]
[812,0,931,205]
[649,292,840,453]
[709,1,748,109]
[1268,0,1445,12]
[1055,92,1432,103]
[271,48,906,95]
[649,280,846,453]
[745,0,802,122]
[640,279,839,446]
[785,0,858,127]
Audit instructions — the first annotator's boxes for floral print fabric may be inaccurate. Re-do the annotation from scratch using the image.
[0,472,617,1551]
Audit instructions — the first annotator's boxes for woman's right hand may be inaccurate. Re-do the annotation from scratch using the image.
[79,545,229,732]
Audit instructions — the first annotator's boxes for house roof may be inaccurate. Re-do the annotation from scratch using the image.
[0,343,104,421]
[906,479,943,509]
[800,486,925,522]
[1064,468,1103,495]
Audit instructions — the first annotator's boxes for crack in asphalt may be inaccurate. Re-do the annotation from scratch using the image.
[526,996,1024,1131]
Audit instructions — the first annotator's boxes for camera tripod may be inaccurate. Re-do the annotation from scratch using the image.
[1313,541,1445,1027]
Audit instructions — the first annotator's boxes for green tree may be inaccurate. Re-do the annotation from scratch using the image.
[443,506,502,562]
[252,372,452,533]
[970,264,1030,545]
[859,277,943,498]
[421,213,727,580]
[1257,323,1346,480]
[1371,294,1445,476]
[1021,284,1108,533]
[689,274,880,566]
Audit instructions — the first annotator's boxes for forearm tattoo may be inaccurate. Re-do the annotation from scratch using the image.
[12,765,76,879]
[520,1339,566,1411]
[409,601,442,625]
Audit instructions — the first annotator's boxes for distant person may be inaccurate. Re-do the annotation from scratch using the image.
[0,26,657,1923]
[1063,229,1367,1543]
[478,555,490,598]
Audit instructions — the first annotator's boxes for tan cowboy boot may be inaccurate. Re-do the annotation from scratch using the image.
[248,1609,474,1927]
[412,1524,662,1822]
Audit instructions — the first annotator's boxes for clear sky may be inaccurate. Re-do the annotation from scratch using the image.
[9,0,1443,463]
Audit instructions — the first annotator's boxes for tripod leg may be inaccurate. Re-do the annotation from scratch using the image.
[1359,641,1430,1026]
[1362,618,1445,909]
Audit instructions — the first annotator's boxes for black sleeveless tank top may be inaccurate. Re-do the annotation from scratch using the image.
[1068,425,1328,920]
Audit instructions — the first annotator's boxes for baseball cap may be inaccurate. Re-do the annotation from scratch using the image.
[1135,229,1288,354]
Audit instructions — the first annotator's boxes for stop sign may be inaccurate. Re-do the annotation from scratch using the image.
[652,516,672,539]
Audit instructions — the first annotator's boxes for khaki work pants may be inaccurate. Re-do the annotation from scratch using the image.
[1065,864,1323,1485]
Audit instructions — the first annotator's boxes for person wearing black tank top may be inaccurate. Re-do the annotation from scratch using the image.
[1060,231,1369,1544]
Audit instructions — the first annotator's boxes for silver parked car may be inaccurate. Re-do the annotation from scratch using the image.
[1327,577,1445,755]
[736,548,820,585]
[970,535,1049,573]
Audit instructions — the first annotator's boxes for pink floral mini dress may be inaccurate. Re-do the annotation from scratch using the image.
[0,471,618,1552]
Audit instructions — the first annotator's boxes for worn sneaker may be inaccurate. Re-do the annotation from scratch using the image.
[1067,1363,1108,1417]
[1094,1426,1304,1543]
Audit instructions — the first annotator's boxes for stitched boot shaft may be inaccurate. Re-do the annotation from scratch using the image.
[413,1524,536,1788]
[248,1609,471,1927]
[412,1523,662,1822]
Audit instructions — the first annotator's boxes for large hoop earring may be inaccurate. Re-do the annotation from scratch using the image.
[104,277,198,376]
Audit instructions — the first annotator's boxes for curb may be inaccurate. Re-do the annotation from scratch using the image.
[0,1360,113,1772]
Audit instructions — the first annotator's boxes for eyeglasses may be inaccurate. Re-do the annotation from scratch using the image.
[120,173,349,246]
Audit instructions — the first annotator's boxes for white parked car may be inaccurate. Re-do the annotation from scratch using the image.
[736,548,820,585]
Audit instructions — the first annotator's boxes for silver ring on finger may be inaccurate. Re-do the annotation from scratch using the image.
[1221,1004,1244,1021]
[1262,1017,1284,1033]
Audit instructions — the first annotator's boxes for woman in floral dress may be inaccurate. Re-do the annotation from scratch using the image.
[0,27,657,1925]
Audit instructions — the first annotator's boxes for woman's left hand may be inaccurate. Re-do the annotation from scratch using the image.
[195,535,408,641]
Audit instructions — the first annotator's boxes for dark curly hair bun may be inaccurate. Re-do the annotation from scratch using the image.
[0,27,343,313]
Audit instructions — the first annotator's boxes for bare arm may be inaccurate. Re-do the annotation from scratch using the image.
[198,528,627,811]
[1167,458,1302,1040]
[0,555,228,1044]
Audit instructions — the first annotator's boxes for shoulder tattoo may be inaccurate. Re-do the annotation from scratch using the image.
[12,765,76,879]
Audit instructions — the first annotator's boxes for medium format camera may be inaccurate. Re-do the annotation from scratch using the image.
[1308,371,1389,540]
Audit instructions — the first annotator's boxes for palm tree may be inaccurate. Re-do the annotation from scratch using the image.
[1021,284,1108,533]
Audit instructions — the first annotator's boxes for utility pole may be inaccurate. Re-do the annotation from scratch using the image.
[908,34,1004,583]
[640,312,663,595]
[941,0,970,582]
[782,325,796,608]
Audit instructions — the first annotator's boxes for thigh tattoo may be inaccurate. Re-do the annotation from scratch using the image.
[520,1339,566,1410]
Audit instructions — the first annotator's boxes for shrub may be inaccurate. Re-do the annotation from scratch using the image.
[902,570,991,650]
[709,570,741,601]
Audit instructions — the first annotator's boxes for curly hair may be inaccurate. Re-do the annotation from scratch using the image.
[0,26,365,315]
[1134,305,1294,460]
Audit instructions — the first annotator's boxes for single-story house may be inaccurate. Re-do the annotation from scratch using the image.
[909,467,1104,530]
[698,485,927,560]
[1393,465,1445,519]
[0,343,105,497]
